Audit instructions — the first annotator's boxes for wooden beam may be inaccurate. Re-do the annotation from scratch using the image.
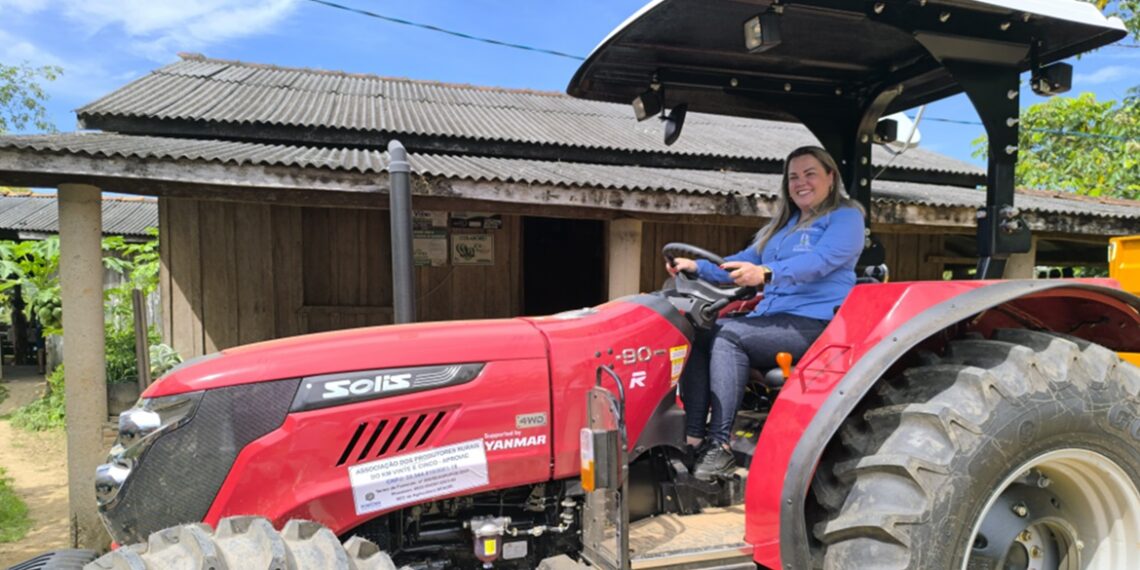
[608,218,643,299]
[1004,236,1038,279]
[2,148,1138,235]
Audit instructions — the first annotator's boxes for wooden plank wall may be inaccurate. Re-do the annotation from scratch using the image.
[162,199,521,358]
[877,232,946,281]
[640,222,759,292]
[416,221,521,322]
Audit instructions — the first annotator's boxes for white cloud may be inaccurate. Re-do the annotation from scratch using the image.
[0,0,49,12]
[1074,65,1132,85]
[58,0,299,60]
[3,1,299,61]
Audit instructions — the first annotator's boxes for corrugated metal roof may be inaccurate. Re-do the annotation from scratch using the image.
[2,132,1136,223]
[76,56,980,177]
[0,193,157,236]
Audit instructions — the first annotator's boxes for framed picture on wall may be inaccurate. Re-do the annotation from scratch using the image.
[452,233,494,265]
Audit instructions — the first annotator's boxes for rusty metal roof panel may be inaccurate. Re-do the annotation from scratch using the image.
[74,57,980,177]
[0,194,157,236]
[3,133,1132,222]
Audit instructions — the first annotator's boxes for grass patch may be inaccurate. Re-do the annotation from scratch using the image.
[0,383,8,406]
[10,366,65,432]
[0,467,32,543]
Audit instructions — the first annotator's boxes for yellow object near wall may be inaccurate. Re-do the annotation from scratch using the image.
[1109,235,1140,296]
[1121,353,1140,368]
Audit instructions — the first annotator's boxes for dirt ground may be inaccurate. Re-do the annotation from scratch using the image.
[0,366,70,568]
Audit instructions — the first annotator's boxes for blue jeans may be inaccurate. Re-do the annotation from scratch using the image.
[680,313,829,446]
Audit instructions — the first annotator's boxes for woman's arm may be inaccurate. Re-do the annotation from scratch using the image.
[766,208,864,287]
[694,247,763,284]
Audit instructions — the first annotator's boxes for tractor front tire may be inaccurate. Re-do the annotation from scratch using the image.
[818,329,1140,570]
[85,516,399,570]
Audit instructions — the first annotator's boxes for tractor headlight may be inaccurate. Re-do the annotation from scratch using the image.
[95,392,202,508]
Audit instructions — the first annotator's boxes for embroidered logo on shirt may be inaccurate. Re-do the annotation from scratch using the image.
[793,230,815,252]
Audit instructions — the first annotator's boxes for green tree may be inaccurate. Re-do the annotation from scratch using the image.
[969,2,1140,198]
[1013,91,1140,199]
[1091,0,1139,40]
[0,62,61,133]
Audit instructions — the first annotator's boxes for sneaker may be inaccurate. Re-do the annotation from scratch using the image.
[686,438,711,461]
[693,443,736,481]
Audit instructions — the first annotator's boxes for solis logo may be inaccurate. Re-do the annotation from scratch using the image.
[322,374,413,399]
[290,363,485,412]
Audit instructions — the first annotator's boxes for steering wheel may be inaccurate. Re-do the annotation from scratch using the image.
[662,242,728,275]
[660,242,758,329]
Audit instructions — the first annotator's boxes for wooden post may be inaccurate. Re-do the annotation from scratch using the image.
[1005,235,1038,279]
[607,218,643,299]
[58,183,111,550]
[132,288,151,389]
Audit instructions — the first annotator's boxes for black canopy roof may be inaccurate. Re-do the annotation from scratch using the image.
[568,0,1127,121]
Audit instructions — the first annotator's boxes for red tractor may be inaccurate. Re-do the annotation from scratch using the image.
[23,1,1139,570]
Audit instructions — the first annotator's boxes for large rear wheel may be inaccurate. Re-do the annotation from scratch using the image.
[817,329,1140,569]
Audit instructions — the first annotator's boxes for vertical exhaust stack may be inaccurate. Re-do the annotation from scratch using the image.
[388,140,416,324]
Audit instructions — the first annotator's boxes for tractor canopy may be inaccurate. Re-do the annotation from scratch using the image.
[567,0,1126,122]
[568,0,1127,279]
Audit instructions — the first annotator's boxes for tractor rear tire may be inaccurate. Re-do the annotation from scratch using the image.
[817,329,1140,570]
[85,516,399,570]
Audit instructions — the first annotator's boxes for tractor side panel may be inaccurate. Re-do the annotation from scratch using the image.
[147,318,549,397]
[745,281,985,566]
[529,295,693,479]
[202,357,552,535]
[748,279,1140,569]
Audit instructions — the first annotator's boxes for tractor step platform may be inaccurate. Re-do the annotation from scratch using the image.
[597,506,752,569]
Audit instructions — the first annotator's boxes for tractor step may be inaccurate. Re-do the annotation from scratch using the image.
[597,507,752,569]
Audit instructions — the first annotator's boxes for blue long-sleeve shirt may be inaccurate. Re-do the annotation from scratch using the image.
[695,206,865,321]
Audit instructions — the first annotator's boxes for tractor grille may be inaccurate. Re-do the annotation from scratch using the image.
[336,410,449,466]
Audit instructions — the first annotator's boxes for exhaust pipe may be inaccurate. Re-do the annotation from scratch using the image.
[388,140,415,324]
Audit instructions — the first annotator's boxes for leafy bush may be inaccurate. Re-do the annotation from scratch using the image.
[105,324,162,385]
[10,365,65,431]
[0,467,31,543]
[150,343,183,379]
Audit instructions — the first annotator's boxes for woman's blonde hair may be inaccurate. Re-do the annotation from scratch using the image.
[754,145,865,252]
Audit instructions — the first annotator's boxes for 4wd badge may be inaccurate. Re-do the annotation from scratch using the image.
[516,412,547,429]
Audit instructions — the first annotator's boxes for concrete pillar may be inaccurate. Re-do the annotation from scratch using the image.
[1004,235,1038,279]
[607,218,643,299]
[58,183,110,549]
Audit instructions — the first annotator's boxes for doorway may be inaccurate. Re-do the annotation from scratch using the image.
[522,217,605,316]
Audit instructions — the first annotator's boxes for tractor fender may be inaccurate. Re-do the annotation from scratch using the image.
[777,280,1140,569]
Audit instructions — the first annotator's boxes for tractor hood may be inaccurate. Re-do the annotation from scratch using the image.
[567,0,1127,121]
[144,319,548,398]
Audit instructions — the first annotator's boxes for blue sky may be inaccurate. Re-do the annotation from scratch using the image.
[1,0,1137,167]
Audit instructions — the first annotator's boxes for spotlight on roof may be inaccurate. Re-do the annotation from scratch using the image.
[632,88,662,121]
[663,104,688,146]
[744,13,782,54]
[1031,62,1072,97]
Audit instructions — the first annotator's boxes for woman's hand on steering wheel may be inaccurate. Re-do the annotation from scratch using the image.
[721,261,769,288]
[665,257,698,276]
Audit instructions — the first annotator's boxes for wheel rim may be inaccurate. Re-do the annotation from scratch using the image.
[962,449,1140,570]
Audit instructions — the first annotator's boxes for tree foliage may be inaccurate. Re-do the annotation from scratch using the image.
[0,62,60,134]
[967,1,1140,199]
[1012,91,1140,199]
[1091,0,1139,40]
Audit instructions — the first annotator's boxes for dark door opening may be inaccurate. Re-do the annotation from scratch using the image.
[522,217,605,315]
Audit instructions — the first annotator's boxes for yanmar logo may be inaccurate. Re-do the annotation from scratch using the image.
[484,434,546,452]
[322,374,412,399]
[290,363,485,412]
